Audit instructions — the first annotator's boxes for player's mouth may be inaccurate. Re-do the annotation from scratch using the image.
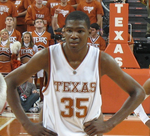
[70,42,79,47]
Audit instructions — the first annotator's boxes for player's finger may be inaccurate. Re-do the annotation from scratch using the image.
[43,128,58,136]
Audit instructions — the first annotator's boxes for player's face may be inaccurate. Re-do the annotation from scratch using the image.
[65,20,89,53]
[23,34,31,44]
[34,19,44,28]
[90,27,97,37]
[1,31,9,41]
[5,17,14,26]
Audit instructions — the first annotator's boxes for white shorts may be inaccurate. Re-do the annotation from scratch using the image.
[37,69,44,78]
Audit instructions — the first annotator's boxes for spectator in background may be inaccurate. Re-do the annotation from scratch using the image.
[25,0,50,32]
[5,16,21,43]
[128,33,134,52]
[87,23,106,51]
[17,77,40,113]
[16,0,31,34]
[0,29,12,74]
[32,18,54,101]
[20,32,38,64]
[46,0,61,36]
[77,0,104,35]
[51,0,75,31]
[0,0,18,30]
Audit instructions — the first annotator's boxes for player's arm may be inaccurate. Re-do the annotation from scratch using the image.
[5,49,57,136]
[100,52,145,130]
[84,51,145,135]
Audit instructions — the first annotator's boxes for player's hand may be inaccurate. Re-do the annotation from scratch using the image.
[25,122,58,136]
[84,118,112,136]
[145,119,150,129]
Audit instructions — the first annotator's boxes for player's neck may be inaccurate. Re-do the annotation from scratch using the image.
[62,43,89,67]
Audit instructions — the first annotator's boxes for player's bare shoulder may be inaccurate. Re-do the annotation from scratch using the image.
[100,51,121,76]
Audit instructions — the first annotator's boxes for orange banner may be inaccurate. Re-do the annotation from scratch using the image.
[109,3,128,44]
[105,3,140,68]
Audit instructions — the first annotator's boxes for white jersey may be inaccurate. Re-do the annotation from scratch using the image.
[43,43,102,136]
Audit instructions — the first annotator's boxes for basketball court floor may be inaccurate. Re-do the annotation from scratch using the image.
[0,112,149,136]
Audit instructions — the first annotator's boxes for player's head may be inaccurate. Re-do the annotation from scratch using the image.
[90,23,100,36]
[5,16,14,27]
[22,32,34,47]
[64,11,90,52]
[34,18,44,28]
[65,11,90,30]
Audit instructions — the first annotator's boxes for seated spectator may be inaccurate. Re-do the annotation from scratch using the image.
[51,0,75,31]
[5,16,21,43]
[87,23,106,51]
[77,0,104,35]
[17,78,40,113]
[25,0,50,32]
[0,0,18,30]
[20,32,38,64]
[0,29,12,74]
[16,0,32,34]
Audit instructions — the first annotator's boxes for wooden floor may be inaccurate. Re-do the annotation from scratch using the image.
[0,112,150,136]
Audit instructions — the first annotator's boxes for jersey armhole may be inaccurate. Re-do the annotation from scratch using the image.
[42,47,51,93]
[98,50,102,94]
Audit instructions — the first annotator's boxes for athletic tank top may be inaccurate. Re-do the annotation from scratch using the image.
[43,43,102,136]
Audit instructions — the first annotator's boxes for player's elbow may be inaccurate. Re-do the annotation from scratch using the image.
[132,87,146,103]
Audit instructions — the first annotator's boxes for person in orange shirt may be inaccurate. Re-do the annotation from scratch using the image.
[87,23,106,51]
[5,16,21,43]
[14,0,31,34]
[25,0,51,32]
[51,0,75,31]
[0,0,18,30]
[31,18,54,101]
[46,0,61,38]
[77,0,104,35]
[128,33,134,52]
[0,29,12,73]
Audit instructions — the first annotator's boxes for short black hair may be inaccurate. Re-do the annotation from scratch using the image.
[90,23,100,30]
[65,11,90,29]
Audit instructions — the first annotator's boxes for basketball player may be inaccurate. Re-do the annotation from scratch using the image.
[5,11,145,136]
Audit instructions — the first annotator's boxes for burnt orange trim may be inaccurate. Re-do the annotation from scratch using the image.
[98,50,102,94]
[42,47,51,93]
